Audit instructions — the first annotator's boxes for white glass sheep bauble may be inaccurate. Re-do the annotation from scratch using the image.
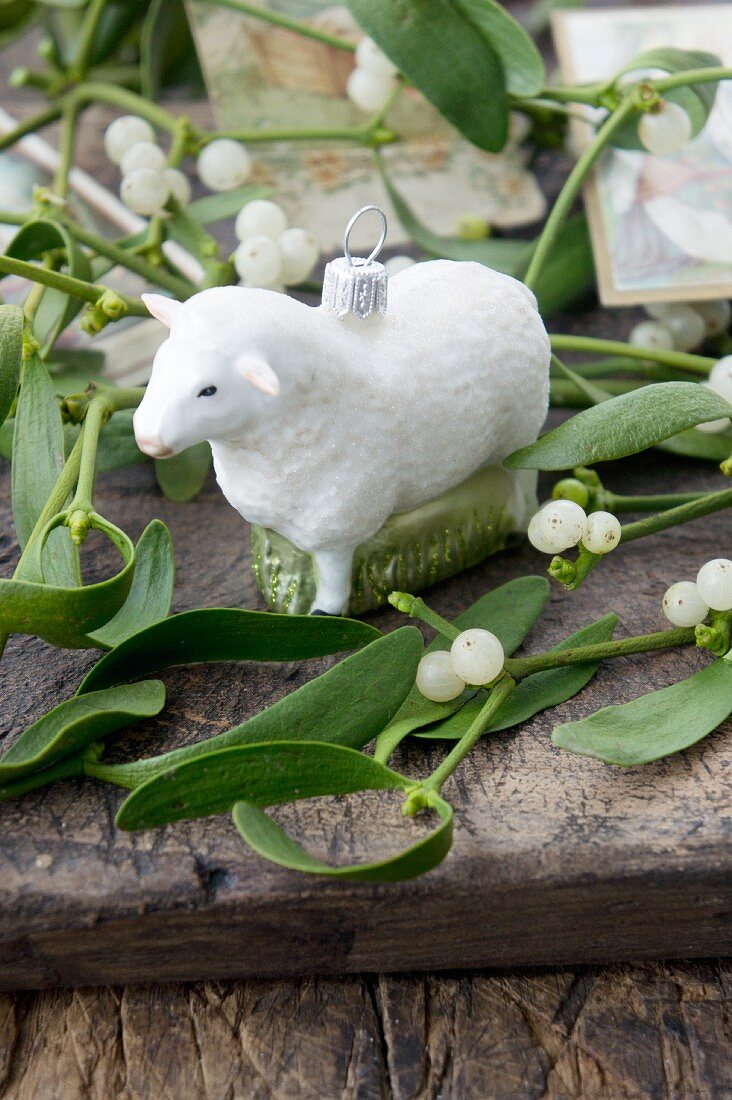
[134,207,551,615]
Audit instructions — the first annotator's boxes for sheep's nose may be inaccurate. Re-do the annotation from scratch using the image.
[135,435,174,459]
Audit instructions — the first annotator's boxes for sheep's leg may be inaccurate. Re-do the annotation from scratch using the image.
[311,546,356,616]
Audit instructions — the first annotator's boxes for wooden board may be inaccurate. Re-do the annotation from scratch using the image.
[2,439,732,991]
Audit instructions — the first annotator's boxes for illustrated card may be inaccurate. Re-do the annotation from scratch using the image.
[553,4,732,306]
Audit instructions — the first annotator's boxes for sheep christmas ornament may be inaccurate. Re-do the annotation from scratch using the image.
[134,207,551,615]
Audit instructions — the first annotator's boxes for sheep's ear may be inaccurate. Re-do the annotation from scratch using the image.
[234,355,280,396]
[141,293,182,328]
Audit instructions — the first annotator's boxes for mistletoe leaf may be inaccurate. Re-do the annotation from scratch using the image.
[115,740,413,828]
[505,383,732,470]
[346,0,509,152]
[233,789,452,882]
[417,612,618,739]
[84,627,423,789]
[155,442,211,502]
[0,304,22,428]
[0,681,165,784]
[553,656,732,765]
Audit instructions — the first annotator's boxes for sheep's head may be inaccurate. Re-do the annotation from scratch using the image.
[134,291,281,458]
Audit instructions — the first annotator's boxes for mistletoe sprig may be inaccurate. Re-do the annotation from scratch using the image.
[3,2,732,881]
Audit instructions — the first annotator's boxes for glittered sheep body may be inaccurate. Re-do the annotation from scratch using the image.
[134,261,550,613]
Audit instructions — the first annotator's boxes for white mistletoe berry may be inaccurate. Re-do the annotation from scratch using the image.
[278,228,318,284]
[696,381,732,434]
[234,235,282,286]
[708,356,732,403]
[104,115,155,164]
[629,320,674,351]
[197,139,251,191]
[695,300,731,338]
[527,510,560,554]
[347,67,395,112]
[416,651,465,702]
[162,167,191,207]
[638,101,692,156]
[235,199,288,242]
[662,304,705,352]
[120,140,166,176]
[662,581,709,627]
[120,168,169,216]
[535,499,588,552]
[696,558,732,611]
[450,628,504,685]
[582,511,621,555]
[355,36,399,80]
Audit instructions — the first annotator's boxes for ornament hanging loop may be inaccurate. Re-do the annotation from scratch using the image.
[322,204,389,321]
[343,205,388,267]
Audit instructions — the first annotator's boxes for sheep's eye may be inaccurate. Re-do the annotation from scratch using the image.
[197,385,217,398]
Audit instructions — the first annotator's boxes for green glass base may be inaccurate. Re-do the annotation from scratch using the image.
[251,465,538,616]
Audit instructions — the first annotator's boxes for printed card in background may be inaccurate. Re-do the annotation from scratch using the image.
[554,4,732,307]
[186,0,545,252]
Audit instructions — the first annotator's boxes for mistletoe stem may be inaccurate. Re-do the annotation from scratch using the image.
[550,334,715,375]
[63,220,194,297]
[53,102,78,198]
[606,490,710,513]
[505,627,695,679]
[0,254,147,314]
[620,487,732,544]
[422,676,516,791]
[655,67,732,93]
[524,95,637,291]
[0,105,63,153]
[200,0,356,51]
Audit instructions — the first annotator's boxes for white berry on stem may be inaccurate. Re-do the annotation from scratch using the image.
[162,167,191,206]
[278,228,318,283]
[695,300,731,337]
[663,304,705,352]
[104,115,155,164]
[347,67,395,112]
[197,139,251,191]
[355,36,399,80]
[535,499,588,552]
[416,651,465,702]
[527,511,560,554]
[696,381,732,434]
[629,320,674,351]
[235,199,288,242]
[234,235,282,286]
[450,629,504,685]
[120,140,166,176]
[120,168,169,216]
[662,581,709,627]
[582,511,622,554]
[638,100,692,155]
[696,558,732,611]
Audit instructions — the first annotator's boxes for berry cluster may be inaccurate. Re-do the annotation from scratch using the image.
[233,200,318,289]
[630,300,731,355]
[416,629,505,702]
[663,558,732,626]
[346,36,399,112]
[528,500,621,556]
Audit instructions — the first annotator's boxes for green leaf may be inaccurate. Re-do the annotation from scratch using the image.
[451,0,544,96]
[186,185,270,225]
[611,49,722,151]
[11,351,79,586]
[0,514,136,647]
[155,442,210,502]
[505,382,732,470]
[657,427,732,462]
[553,656,732,765]
[374,576,550,756]
[116,740,412,828]
[417,613,618,739]
[86,520,174,649]
[379,160,594,317]
[236,790,451,881]
[233,793,452,881]
[347,0,509,152]
[0,304,22,428]
[96,409,147,472]
[0,1,37,48]
[84,626,423,789]
[6,219,93,354]
[78,608,384,694]
[0,680,165,784]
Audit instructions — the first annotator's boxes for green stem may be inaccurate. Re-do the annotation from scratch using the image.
[551,377,642,406]
[201,0,356,51]
[524,96,637,291]
[67,82,183,134]
[63,219,194,298]
[620,487,732,545]
[655,67,732,93]
[0,756,85,801]
[422,676,516,791]
[70,0,110,79]
[388,592,460,641]
[0,105,63,153]
[53,102,78,198]
[538,83,604,106]
[505,627,695,679]
[212,123,396,146]
[69,397,108,512]
[550,334,715,376]
[606,490,709,513]
[0,254,147,314]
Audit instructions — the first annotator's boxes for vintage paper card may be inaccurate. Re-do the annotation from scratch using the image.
[554,4,732,306]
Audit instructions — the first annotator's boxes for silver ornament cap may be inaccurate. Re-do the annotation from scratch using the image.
[322,205,388,320]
